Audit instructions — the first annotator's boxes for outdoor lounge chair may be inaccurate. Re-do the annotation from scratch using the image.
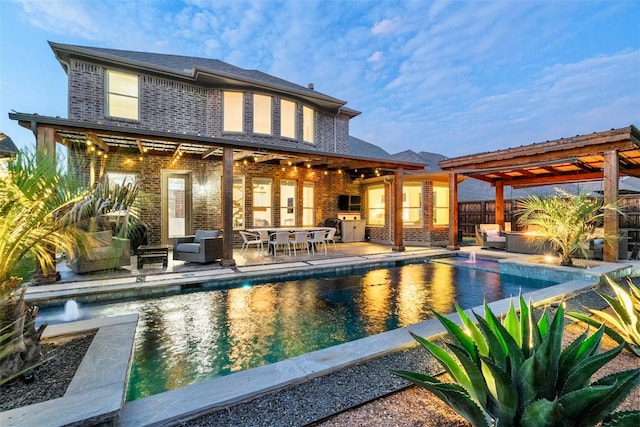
[173,230,223,263]
[67,229,131,273]
[476,224,506,249]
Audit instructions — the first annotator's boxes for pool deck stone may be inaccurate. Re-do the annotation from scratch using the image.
[0,314,138,427]
[15,245,640,427]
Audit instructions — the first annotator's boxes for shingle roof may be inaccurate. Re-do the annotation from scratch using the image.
[348,136,391,159]
[0,132,18,156]
[390,150,446,170]
[49,42,358,114]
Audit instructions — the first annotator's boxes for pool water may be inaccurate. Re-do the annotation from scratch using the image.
[36,258,557,401]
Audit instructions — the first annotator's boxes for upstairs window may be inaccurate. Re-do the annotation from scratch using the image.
[105,70,138,120]
[253,94,272,135]
[280,99,296,139]
[303,106,315,143]
[223,91,243,132]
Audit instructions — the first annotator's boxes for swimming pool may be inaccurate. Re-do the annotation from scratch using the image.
[36,257,557,401]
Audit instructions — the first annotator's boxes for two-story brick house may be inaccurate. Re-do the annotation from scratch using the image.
[9,42,457,267]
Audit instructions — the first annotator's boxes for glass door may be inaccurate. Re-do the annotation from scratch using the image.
[162,171,192,244]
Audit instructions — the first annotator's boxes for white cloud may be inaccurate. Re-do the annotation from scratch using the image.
[371,16,402,35]
[367,51,383,62]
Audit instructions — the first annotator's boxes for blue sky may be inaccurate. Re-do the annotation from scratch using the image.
[1,0,638,157]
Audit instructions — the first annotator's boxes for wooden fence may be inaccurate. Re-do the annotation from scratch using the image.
[459,195,640,241]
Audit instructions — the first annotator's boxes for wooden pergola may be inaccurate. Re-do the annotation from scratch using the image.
[439,125,640,262]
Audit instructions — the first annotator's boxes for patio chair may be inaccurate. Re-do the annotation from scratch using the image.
[239,231,264,254]
[290,231,310,256]
[309,229,327,255]
[476,224,506,249]
[324,228,337,251]
[173,229,223,263]
[268,231,291,256]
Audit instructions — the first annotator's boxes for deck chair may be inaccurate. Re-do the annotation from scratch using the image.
[268,231,291,256]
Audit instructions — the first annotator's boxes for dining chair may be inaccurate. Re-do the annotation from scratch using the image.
[324,228,338,251]
[239,231,264,254]
[308,230,327,255]
[290,230,310,256]
[269,231,292,256]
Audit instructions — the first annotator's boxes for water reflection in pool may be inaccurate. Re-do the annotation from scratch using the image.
[36,259,555,400]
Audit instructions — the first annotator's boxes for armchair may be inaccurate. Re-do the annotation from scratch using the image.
[67,229,131,273]
[173,230,223,264]
[476,224,506,249]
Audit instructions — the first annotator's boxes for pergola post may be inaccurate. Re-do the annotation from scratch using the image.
[392,168,405,252]
[447,172,459,250]
[603,150,619,262]
[220,146,236,266]
[495,181,505,230]
[33,125,61,284]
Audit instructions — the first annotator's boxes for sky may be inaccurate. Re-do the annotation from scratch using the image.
[1,0,639,158]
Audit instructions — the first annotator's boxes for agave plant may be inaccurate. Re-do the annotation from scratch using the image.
[569,276,640,357]
[391,297,640,427]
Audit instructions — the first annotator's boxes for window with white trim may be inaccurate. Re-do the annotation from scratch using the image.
[233,176,245,229]
[403,183,423,226]
[105,70,138,120]
[302,182,314,226]
[280,179,297,226]
[253,94,272,135]
[252,178,272,227]
[280,99,296,139]
[303,105,314,143]
[433,183,449,226]
[223,91,243,132]
[367,184,385,226]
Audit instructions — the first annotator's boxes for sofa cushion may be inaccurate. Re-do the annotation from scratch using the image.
[485,230,506,243]
[91,230,113,247]
[194,230,219,243]
[176,243,201,253]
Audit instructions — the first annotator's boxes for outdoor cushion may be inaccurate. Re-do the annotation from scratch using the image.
[92,230,114,247]
[485,230,505,242]
[176,242,201,253]
[193,230,219,243]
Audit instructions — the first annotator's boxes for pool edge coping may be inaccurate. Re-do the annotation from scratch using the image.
[0,314,138,427]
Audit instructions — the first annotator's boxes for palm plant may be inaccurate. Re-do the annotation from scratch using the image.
[392,297,640,427]
[569,276,640,357]
[0,149,140,384]
[516,189,618,266]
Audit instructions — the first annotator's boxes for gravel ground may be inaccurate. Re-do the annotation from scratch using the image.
[2,280,638,426]
[0,333,94,411]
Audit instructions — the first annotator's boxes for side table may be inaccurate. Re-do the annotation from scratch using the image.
[137,245,169,269]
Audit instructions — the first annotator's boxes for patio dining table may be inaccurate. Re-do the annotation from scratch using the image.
[246,227,334,255]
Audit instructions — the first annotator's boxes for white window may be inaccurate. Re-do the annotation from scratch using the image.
[253,94,272,135]
[105,70,138,120]
[223,91,243,132]
[252,178,272,227]
[367,185,385,226]
[233,176,245,230]
[302,182,314,226]
[280,179,297,226]
[280,99,296,139]
[303,105,314,143]
[433,183,450,226]
[403,183,423,226]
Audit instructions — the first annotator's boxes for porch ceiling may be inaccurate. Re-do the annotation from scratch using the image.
[10,112,426,178]
[438,126,640,188]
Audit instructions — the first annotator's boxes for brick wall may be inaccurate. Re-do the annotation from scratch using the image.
[68,59,350,154]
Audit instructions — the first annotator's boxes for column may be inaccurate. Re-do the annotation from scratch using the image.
[603,150,619,262]
[220,146,236,266]
[392,169,405,251]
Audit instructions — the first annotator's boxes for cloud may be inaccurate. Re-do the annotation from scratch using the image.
[367,51,383,62]
[371,17,402,35]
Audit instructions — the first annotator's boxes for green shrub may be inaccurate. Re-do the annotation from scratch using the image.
[392,297,640,427]
[569,276,640,357]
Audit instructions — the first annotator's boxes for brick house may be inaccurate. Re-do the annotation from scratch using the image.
[9,42,458,265]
